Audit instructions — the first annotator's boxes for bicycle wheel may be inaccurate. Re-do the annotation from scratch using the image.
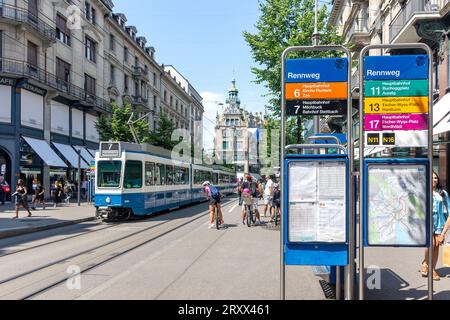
[215,207,220,230]
[246,207,252,227]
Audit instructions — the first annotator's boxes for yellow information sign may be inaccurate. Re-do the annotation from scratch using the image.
[364,97,429,114]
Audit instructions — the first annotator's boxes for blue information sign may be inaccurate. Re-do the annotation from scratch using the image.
[364,55,429,80]
[285,57,348,83]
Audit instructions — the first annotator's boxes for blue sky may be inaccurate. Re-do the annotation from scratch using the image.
[113,0,269,151]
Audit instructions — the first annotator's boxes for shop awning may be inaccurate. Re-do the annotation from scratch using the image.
[88,149,98,159]
[73,146,94,165]
[433,93,450,136]
[23,137,67,168]
[52,142,90,169]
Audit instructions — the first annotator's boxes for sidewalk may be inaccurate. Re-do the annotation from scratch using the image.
[0,201,98,240]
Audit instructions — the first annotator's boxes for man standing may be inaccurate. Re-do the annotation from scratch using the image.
[263,175,274,217]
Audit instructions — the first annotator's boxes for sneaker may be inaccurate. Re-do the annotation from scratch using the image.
[208,223,215,229]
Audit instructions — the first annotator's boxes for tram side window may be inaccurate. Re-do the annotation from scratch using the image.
[97,161,122,188]
[173,166,181,185]
[194,170,202,185]
[157,164,165,185]
[180,167,189,185]
[145,162,155,186]
[166,165,174,185]
[124,160,143,189]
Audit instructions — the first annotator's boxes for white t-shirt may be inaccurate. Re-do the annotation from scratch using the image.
[264,179,273,197]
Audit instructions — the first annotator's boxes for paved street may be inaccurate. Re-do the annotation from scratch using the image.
[0,198,325,300]
[0,197,449,300]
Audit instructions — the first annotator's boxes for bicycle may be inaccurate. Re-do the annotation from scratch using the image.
[242,193,256,227]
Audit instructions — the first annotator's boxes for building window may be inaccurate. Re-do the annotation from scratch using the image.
[124,75,129,93]
[164,90,167,102]
[170,96,173,107]
[85,37,96,63]
[56,57,71,84]
[110,34,115,52]
[28,0,38,22]
[110,64,115,86]
[85,74,96,97]
[153,72,157,86]
[85,2,96,25]
[56,14,71,46]
[124,47,129,63]
[27,41,38,72]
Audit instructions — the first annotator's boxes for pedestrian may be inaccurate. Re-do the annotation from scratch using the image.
[82,179,88,200]
[263,175,274,217]
[0,175,10,205]
[237,178,243,206]
[421,172,449,281]
[31,181,45,210]
[64,181,73,204]
[53,180,62,208]
[270,177,281,223]
[12,179,32,219]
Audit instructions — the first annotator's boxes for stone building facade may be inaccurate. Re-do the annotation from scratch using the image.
[0,0,204,196]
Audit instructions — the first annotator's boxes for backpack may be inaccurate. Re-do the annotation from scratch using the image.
[209,185,221,200]
[273,184,281,201]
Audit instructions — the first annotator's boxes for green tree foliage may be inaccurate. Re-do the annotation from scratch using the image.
[243,0,344,143]
[149,112,178,150]
[96,103,150,143]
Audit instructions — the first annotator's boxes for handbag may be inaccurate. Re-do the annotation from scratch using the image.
[1,185,10,193]
[443,243,450,268]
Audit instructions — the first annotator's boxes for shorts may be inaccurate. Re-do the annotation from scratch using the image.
[264,196,272,206]
[209,197,221,206]
[272,200,281,208]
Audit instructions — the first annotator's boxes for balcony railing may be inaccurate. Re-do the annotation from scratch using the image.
[0,4,56,42]
[390,0,446,41]
[0,58,111,113]
[132,95,149,106]
[132,65,149,80]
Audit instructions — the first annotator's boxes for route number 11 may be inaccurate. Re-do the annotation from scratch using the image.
[371,87,381,96]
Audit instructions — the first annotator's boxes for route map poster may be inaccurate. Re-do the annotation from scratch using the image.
[367,164,427,246]
[288,161,347,243]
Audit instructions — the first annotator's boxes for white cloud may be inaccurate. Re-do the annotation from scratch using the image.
[200,91,225,151]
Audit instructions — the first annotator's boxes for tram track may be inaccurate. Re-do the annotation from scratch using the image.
[0,199,237,300]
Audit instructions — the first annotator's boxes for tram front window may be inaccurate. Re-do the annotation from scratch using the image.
[97,161,122,188]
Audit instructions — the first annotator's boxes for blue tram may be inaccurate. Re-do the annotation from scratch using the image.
[94,142,236,220]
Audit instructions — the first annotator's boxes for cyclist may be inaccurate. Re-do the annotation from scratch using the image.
[241,175,261,225]
[203,181,224,229]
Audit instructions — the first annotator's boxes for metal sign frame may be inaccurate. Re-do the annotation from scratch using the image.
[281,45,354,300]
[358,43,434,300]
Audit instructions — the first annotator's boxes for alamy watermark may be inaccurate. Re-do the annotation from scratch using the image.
[66,265,81,290]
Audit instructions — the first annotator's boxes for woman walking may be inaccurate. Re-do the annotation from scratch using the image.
[13,179,32,219]
[421,172,449,281]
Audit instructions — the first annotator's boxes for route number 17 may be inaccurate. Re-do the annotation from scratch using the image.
[369,120,381,130]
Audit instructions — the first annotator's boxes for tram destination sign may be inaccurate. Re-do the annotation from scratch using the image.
[285,58,348,116]
[100,142,121,158]
[363,55,430,148]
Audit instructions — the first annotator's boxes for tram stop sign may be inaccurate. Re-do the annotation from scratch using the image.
[363,55,429,148]
[285,58,348,117]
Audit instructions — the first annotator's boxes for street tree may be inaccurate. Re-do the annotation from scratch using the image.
[243,0,343,143]
[149,112,178,150]
[96,103,150,143]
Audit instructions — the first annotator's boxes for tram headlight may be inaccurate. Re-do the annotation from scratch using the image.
[106,197,111,204]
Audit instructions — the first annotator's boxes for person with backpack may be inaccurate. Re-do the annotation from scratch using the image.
[241,175,261,226]
[270,177,281,223]
[203,181,224,229]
